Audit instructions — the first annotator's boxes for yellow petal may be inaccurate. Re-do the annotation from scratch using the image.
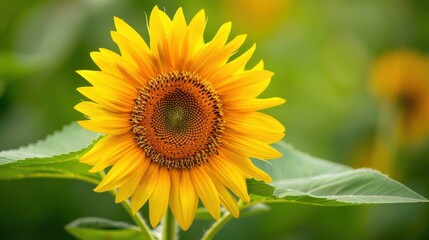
[252,60,264,70]
[216,70,273,95]
[77,86,133,112]
[88,138,136,173]
[113,16,150,53]
[75,102,130,122]
[190,166,220,220]
[226,112,285,144]
[110,31,156,82]
[227,126,284,144]
[89,51,118,76]
[228,43,256,72]
[226,108,285,132]
[149,167,170,227]
[182,9,206,64]
[216,70,273,100]
[90,48,140,83]
[209,21,232,46]
[149,6,173,71]
[220,148,272,183]
[220,79,270,101]
[223,134,282,160]
[169,8,188,68]
[80,133,134,165]
[223,97,285,112]
[168,169,184,227]
[211,178,239,218]
[194,34,247,76]
[115,163,146,203]
[190,22,231,72]
[77,70,136,96]
[208,155,250,202]
[78,118,130,136]
[221,73,271,100]
[74,101,108,118]
[94,150,148,192]
[131,163,159,214]
[179,170,198,230]
[204,44,256,85]
[169,169,199,231]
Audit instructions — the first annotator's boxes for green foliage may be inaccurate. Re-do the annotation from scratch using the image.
[65,217,146,240]
[0,122,100,183]
[248,142,428,205]
[195,203,271,220]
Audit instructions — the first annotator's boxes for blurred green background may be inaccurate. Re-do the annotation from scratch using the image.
[1,0,429,239]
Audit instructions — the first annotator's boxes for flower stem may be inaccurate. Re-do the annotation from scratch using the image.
[202,200,274,240]
[201,211,233,240]
[119,199,155,240]
[162,208,177,240]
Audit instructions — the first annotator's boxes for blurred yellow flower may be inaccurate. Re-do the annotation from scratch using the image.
[75,6,285,230]
[372,50,429,144]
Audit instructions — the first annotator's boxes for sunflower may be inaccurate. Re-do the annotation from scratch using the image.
[75,6,285,230]
[372,50,429,144]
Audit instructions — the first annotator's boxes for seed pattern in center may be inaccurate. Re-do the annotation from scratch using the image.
[131,71,225,169]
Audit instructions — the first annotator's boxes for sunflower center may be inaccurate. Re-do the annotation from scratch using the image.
[397,92,418,114]
[131,71,225,169]
[160,89,196,134]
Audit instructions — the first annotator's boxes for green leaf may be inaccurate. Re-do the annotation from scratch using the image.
[240,203,271,218]
[195,203,270,220]
[0,122,100,183]
[248,142,428,205]
[65,217,146,240]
